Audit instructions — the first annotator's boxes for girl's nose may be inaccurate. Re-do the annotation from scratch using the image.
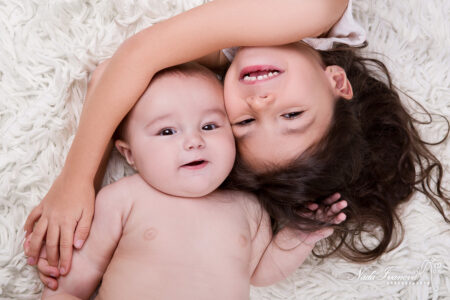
[245,94,275,111]
[183,132,205,150]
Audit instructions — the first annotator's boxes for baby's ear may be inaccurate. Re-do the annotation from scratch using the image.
[115,140,137,170]
[325,65,353,100]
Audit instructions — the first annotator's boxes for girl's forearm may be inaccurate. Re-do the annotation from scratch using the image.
[129,0,348,70]
[62,0,348,182]
[61,42,150,182]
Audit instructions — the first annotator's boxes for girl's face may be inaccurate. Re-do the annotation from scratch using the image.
[224,42,348,172]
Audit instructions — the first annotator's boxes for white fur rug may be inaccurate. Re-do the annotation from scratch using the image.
[1,0,449,299]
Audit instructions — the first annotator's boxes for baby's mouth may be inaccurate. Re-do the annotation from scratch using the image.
[181,160,208,170]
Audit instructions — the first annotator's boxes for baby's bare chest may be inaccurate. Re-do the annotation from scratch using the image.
[114,192,253,268]
[97,186,260,299]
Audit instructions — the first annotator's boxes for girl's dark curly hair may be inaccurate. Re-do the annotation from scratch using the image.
[222,43,450,262]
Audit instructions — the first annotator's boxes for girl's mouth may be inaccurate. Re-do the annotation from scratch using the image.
[181,160,208,170]
[239,65,284,84]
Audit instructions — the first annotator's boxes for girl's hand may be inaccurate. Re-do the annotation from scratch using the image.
[23,59,110,276]
[23,174,95,276]
[25,236,60,290]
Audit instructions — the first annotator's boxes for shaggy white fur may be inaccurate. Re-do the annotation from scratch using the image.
[0,0,448,299]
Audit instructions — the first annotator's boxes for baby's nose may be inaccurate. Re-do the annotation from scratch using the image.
[183,133,205,150]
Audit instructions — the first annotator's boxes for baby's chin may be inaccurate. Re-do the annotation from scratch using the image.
[156,184,219,198]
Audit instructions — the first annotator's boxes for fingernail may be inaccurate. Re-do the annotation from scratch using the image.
[74,240,84,249]
[27,257,35,265]
[60,267,66,275]
[50,271,58,277]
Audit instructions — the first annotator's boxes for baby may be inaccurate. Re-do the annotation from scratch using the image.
[39,62,346,300]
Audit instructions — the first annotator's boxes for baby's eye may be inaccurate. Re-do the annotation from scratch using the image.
[158,128,176,136]
[202,123,219,131]
[282,111,303,119]
[235,118,255,126]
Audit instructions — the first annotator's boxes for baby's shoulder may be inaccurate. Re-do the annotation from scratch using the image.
[95,174,143,214]
[227,190,263,215]
[98,174,137,197]
[217,190,269,237]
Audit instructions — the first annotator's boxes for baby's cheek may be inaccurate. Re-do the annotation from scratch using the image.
[223,146,237,180]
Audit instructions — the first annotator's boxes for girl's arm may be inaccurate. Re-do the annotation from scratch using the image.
[24,0,349,275]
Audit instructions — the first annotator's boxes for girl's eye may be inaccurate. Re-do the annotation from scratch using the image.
[282,111,303,119]
[235,118,255,126]
[158,128,176,136]
[202,123,219,131]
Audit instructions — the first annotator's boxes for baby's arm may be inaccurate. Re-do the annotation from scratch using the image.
[250,194,347,287]
[41,182,130,299]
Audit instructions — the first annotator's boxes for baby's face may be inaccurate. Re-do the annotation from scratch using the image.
[121,74,235,197]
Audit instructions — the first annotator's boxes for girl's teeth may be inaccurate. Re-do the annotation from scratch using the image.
[243,71,279,82]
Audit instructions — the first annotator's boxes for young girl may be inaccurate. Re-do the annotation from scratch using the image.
[24,0,449,284]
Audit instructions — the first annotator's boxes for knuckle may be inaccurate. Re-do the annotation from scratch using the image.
[59,241,73,250]
[32,227,47,238]
[45,242,59,249]
[76,226,90,236]
[59,218,73,227]
[27,247,40,257]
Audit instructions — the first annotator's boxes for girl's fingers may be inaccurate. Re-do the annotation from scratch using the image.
[45,224,60,268]
[60,222,76,276]
[27,218,48,265]
[24,234,32,256]
[73,210,93,250]
[23,205,43,237]
[39,242,48,259]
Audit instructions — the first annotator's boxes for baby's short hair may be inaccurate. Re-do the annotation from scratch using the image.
[113,62,222,141]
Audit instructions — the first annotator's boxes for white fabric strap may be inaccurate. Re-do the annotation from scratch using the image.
[303,0,366,50]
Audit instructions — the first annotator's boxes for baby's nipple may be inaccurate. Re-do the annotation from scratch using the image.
[143,227,158,241]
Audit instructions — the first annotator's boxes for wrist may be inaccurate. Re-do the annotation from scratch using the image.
[59,167,95,185]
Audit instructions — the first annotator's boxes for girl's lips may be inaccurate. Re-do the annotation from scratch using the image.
[239,65,284,84]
